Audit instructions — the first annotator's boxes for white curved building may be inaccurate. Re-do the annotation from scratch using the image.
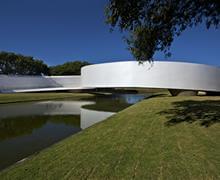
[0,61,220,95]
[81,61,220,95]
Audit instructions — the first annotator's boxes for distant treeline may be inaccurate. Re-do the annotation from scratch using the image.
[0,52,49,75]
[50,61,90,75]
[0,51,90,75]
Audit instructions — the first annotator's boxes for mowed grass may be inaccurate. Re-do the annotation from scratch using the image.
[0,93,93,104]
[0,95,220,179]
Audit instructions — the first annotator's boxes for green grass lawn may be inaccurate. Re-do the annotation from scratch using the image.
[0,93,93,104]
[0,95,220,179]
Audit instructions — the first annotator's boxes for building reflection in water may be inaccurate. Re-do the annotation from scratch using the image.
[0,94,146,170]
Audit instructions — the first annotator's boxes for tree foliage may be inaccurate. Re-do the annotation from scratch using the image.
[0,51,49,75]
[49,61,90,75]
[0,52,90,76]
[106,0,220,62]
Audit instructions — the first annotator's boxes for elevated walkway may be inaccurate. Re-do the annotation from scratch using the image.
[1,61,220,95]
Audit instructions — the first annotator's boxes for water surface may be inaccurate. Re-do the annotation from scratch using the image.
[0,94,146,170]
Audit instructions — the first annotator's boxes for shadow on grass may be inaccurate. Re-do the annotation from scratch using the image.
[159,100,220,127]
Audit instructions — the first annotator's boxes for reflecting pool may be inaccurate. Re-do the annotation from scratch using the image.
[0,94,147,170]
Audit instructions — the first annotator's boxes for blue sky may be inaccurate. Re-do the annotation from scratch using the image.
[0,0,219,66]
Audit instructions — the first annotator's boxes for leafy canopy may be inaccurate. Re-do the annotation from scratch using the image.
[0,51,90,76]
[49,61,90,75]
[106,0,220,62]
[0,51,49,75]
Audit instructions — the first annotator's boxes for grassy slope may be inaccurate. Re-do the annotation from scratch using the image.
[0,93,93,104]
[0,96,220,179]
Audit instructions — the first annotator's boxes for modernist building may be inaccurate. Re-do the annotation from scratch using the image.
[0,61,220,96]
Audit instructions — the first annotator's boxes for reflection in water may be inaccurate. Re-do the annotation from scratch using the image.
[0,94,146,170]
[114,94,147,104]
[0,115,80,141]
[80,108,115,129]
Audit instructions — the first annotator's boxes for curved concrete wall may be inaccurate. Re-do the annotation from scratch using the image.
[0,75,81,92]
[1,61,219,93]
[49,76,81,88]
[81,61,220,92]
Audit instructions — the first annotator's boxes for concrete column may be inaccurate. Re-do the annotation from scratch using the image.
[168,89,198,96]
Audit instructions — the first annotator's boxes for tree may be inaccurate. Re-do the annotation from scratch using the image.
[0,51,49,75]
[106,0,220,62]
[49,61,90,75]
